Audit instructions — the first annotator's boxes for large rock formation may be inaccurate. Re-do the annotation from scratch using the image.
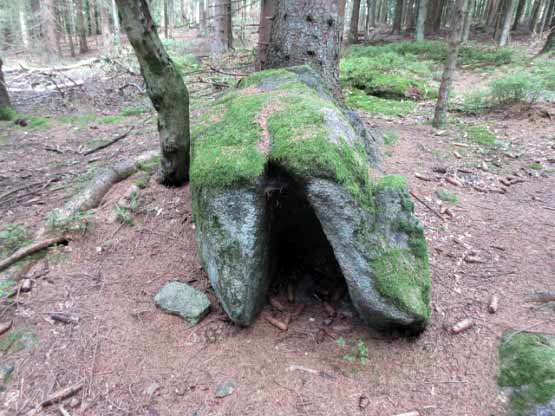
[190,66,431,332]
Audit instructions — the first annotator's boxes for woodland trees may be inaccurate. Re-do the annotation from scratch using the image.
[0,57,11,119]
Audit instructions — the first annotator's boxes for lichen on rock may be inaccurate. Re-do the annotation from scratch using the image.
[190,66,431,331]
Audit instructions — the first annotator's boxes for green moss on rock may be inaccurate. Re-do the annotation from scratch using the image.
[498,331,555,415]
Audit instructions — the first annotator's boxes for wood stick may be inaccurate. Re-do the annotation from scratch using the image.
[269,297,286,312]
[0,236,67,272]
[0,320,12,336]
[264,314,288,331]
[452,318,474,334]
[409,191,444,221]
[40,383,83,407]
[82,126,135,156]
[488,294,499,313]
[527,291,555,304]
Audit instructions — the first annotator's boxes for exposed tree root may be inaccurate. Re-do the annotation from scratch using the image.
[0,151,160,276]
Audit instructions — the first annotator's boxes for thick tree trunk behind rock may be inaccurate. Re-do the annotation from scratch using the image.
[0,57,12,119]
[349,0,362,43]
[541,16,555,52]
[433,0,468,127]
[115,0,190,185]
[264,0,344,95]
[256,0,276,70]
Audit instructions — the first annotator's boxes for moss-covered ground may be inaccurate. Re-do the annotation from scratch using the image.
[499,331,555,415]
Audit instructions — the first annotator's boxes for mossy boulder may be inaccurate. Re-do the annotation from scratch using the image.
[190,66,431,331]
[498,331,555,415]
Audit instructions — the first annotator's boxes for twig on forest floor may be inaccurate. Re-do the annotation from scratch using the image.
[40,383,83,407]
[409,191,444,221]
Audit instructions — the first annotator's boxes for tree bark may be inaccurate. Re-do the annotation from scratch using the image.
[540,0,555,33]
[529,0,543,31]
[511,0,525,30]
[111,0,121,41]
[0,57,12,119]
[264,0,345,96]
[212,0,233,56]
[75,0,89,53]
[392,0,405,33]
[256,0,276,70]
[541,5,555,51]
[349,0,362,42]
[496,0,516,45]
[65,0,77,56]
[100,0,112,46]
[415,0,427,39]
[200,0,208,35]
[41,0,60,64]
[462,0,474,40]
[115,0,190,185]
[433,0,468,128]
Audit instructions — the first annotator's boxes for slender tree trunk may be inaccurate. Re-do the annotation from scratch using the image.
[164,0,169,37]
[256,0,276,70]
[415,0,427,39]
[370,0,377,25]
[18,6,30,48]
[497,0,516,45]
[462,0,474,39]
[111,0,120,40]
[540,0,555,33]
[100,0,112,46]
[181,0,187,25]
[199,0,207,35]
[41,0,60,64]
[115,0,190,185]
[349,0,362,42]
[512,0,525,29]
[75,0,89,53]
[0,57,12,119]
[212,0,233,56]
[392,0,405,32]
[65,0,77,56]
[540,14,554,51]
[406,0,417,31]
[433,0,468,128]
[264,0,345,96]
[529,0,543,31]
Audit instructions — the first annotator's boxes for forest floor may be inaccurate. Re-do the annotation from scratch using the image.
[0,29,554,416]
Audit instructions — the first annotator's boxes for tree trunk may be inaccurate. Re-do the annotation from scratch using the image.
[200,0,208,35]
[540,0,555,33]
[18,6,30,48]
[212,0,233,56]
[541,18,554,51]
[65,0,77,56]
[349,0,362,42]
[181,0,187,25]
[511,0,525,29]
[111,0,120,41]
[433,0,468,128]
[0,57,12,119]
[75,0,89,53]
[264,0,345,96]
[392,0,405,33]
[462,0,474,39]
[41,0,60,64]
[100,0,112,46]
[255,0,276,70]
[529,0,543,31]
[415,0,427,39]
[496,0,516,45]
[115,0,190,185]
[164,0,170,37]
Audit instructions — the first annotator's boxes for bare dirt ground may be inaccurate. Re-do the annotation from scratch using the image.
[0,32,554,416]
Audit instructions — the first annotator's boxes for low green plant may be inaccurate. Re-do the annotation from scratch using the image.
[435,188,458,204]
[0,279,16,298]
[336,336,369,365]
[134,173,150,189]
[529,162,542,170]
[48,244,66,265]
[100,115,126,124]
[346,90,415,116]
[59,113,98,126]
[0,224,30,258]
[490,73,543,105]
[115,205,134,226]
[383,131,399,145]
[121,105,151,117]
[0,107,19,121]
[27,117,49,129]
[46,210,92,234]
[466,125,498,149]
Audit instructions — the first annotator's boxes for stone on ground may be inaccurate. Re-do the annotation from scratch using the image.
[214,380,236,398]
[190,66,431,332]
[154,282,210,324]
[498,331,555,416]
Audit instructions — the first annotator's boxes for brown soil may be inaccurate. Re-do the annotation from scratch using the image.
[1,34,555,416]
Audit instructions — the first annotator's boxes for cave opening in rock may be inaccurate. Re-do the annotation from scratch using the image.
[264,163,349,307]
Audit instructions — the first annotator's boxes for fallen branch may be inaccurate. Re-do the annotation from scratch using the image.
[82,126,135,156]
[526,291,555,304]
[451,318,474,334]
[4,58,99,74]
[0,236,67,272]
[409,191,444,221]
[0,321,12,336]
[488,294,499,313]
[264,314,288,331]
[40,383,83,407]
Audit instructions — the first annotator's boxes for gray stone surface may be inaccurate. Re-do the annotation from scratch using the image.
[191,67,431,332]
[154,282,210,324]
[214,380,236,398]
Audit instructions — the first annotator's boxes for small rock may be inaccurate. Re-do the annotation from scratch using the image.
[20,279,33,293]
[69,397,81,408]
[0,362,15,391]
[154,282,210,324]
[214,380,236,398]
[145,382,160,397]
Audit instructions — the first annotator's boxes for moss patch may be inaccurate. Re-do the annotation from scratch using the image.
[346,90,415,117]
[498,331,555,415]
[466,125,498,149]
[0,328,38,354]
[436,188,459,204]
